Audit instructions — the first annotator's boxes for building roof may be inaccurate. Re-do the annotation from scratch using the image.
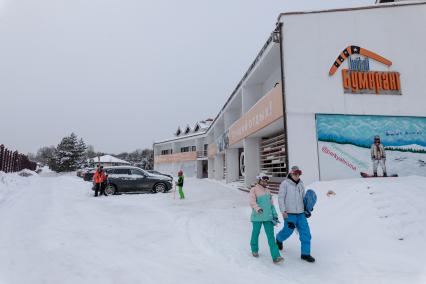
[155,119,213,145]
[88,155,130,164]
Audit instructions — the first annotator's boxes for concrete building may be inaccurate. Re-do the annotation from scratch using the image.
[154,1,426,188]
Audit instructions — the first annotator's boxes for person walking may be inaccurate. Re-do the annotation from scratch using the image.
[249,173,283,264]
[371,135,387,177]
[276,166,315,263]
[93,166,106,197]
[176,170,185,199]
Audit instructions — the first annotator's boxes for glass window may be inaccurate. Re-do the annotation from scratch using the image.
[114,168,131,175]
[130,169,145,176]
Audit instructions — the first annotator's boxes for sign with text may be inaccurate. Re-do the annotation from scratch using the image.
[329,45,401,95]
[228,84,283,146]
[154,152,197,164]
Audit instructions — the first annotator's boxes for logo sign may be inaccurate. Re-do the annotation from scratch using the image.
[329,45,401,95]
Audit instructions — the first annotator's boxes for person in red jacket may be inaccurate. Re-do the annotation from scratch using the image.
[93,166,106,197]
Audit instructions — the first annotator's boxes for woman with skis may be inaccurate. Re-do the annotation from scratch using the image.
[249,173,283,263]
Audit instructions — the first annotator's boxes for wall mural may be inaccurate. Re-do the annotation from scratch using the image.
[316,114,426,180]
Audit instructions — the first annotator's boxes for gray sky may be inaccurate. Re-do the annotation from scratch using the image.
[0,0,373,154]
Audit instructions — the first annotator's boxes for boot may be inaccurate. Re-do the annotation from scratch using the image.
[252,252,259,258]
[273,256,284,263]
[276,239,283,251]
[373,172,377,177]
[301,255,315,263]
[383,172,387,177]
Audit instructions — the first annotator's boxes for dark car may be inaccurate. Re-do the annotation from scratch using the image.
[83,168,96,182]
[100,166,173,195]
[147,170,173,179]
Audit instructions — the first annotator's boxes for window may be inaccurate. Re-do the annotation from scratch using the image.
[130,169,144,176]
[161,149,173,155]
[181,146,196,153]
[113,168,131,175]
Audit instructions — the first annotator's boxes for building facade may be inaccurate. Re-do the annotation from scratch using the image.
[154,1,426,187]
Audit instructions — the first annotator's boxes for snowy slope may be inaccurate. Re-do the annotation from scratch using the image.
[0,171,425,284]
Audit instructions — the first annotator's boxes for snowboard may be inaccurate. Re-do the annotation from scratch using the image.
[360,172,398,178]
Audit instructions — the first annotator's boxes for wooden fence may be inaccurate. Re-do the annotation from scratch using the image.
[0,144,37,173]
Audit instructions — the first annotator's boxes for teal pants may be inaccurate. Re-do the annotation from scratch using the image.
[250,221,281,260]
[177,186,185,199]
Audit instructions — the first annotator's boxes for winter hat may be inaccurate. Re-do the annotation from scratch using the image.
[290,166,302,175]
[256,172,270,181]
[178,170,183,176]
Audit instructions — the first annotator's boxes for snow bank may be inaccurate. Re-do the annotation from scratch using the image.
[0,173,425,284]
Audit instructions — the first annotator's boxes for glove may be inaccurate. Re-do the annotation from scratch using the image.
[287,222,296,230]
[272,216,280,226]
[304,211,312,218]
[257,208,264,214]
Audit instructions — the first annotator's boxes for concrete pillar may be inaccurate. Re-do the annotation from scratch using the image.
[244,137,261,187]
[225,148,239,183]
[214,153,224,180]
[208,158,215,179]
[196,160,203,179]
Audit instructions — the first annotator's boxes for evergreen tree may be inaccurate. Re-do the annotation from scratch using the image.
[50,133,87,172]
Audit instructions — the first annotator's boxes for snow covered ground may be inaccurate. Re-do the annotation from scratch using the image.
[0,170,425,284]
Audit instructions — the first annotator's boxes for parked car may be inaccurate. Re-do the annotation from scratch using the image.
[83,168,96,182]
[98,166,173,195]
[147,170,173,179]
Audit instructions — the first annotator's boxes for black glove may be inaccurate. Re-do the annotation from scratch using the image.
[304,211,312,218]
[287,222,296,229]
[257,208,264,214]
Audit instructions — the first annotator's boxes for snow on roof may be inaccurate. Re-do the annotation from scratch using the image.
[172,119,213,138]
[88,155,130,164]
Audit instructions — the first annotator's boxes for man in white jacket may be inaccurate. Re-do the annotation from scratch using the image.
[276,166,315,263]
[371,135,387,177]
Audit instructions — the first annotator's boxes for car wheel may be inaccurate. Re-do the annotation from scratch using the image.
[153,183,166,193]
[105,184,116,195]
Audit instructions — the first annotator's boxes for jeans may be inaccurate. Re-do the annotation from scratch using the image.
[276,213,311,255]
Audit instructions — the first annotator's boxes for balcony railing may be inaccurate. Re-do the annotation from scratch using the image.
[197,150,208,159]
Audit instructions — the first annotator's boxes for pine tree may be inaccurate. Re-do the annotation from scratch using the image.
[50,133,87,172]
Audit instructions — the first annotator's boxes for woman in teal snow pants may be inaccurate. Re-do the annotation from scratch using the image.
[249,173,283,263]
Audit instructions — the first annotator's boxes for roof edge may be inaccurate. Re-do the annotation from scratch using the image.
[277,1,426,22]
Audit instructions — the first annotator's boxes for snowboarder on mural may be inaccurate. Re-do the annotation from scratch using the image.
[371,135,387,177]
[176,170,185,199]
[276,166,315,263]
[249,173,283,263]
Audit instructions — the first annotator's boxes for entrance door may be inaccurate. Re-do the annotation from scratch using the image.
[202,160,208,178]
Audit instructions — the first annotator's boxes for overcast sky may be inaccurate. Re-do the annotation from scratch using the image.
[0,0,373,154]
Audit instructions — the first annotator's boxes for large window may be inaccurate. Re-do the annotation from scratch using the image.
[181,146,196,153]
[161,149,173,155]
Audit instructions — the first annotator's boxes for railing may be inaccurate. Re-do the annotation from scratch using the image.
[0,144,37,173]
[197,150,208,159]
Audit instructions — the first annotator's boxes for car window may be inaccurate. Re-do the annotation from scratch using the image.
[130,169,145,176]
[113,168,131,175]
[105,169,114,174]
